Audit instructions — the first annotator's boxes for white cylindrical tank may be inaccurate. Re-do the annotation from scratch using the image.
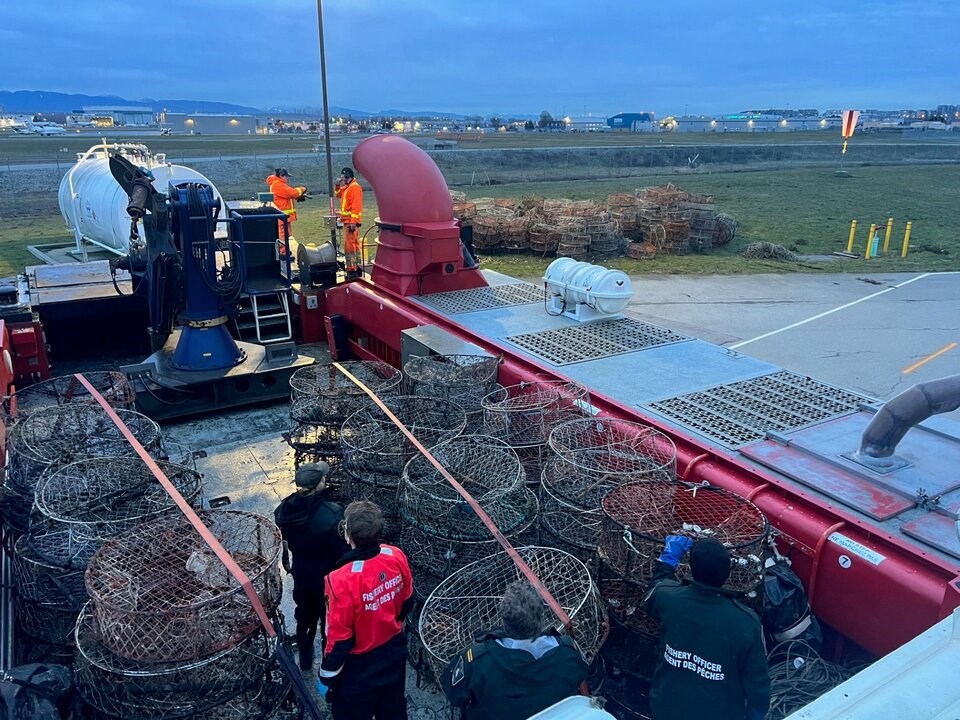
[58,143,224,254]
[543,257,633,316]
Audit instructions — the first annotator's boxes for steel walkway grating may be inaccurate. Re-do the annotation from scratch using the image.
[505,318,689,366]
[417,282,545,314]
[647,371,871,448]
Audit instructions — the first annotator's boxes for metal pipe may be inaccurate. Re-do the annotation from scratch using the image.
[902,221,913,257]
[316,0,338,255]
[846,220,857,254]
[883,217,894,254]
[859,374,960,459]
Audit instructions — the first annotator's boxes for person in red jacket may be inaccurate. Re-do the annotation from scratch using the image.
[265,168,309,253]
[318,501,413,720]
[334,167,363,278]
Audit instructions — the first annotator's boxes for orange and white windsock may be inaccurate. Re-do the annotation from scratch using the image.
[841,110,860,139]
[841,109,860,155]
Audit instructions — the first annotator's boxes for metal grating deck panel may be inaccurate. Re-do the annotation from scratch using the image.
[647,371,871,448]
[504,318,689,366]
[416,282,544,314]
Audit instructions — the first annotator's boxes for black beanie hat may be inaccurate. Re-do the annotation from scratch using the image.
[690,538,731,587]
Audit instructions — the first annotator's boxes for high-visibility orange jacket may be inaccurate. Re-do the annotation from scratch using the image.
[335,178,363,225]
[266,174,307,222]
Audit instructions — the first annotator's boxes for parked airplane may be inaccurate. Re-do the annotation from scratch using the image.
[14,122,68,136]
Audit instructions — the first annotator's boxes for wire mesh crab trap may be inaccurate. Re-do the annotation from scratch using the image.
[482,380,590,448]
[3,371,135,423]
[6,405,161,496]
[538,460,604,561]
[84,510,282,662]
[548,418,677,491]
[418,546,607,685]
[400,489,539,599]
[289,360,402,424]
[599,481,768,594]
[402,354,500,424]
[342,396,467,523]
[399,435,527,541]
[32,458,203,569]
[74,604,281,719]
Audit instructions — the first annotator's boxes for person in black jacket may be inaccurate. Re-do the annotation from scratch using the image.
[442,581,588,720]
[642,536,770,720]
[274,462,348,670]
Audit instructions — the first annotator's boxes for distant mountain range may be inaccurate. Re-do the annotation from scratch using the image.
[1,90,532,119]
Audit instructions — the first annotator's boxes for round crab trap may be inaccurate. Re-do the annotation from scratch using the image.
[418,546,607,685]
[548,418,677,487]
[74,604,278,720]
[289,360,401,424]
[13,594,80,648]
[402,354,500,421]
[84,510,282,662]
[13,533,89,608]
[283,422,342,455]
[597,569,660,640]
[599,481,768,593]
[399,435,527,540]
[32,458,203,568]
[3,371,135,423]
[400,489,539,598]
[342,396,467,519]
[482,380,590,448]
[7,405,161,494]
[539,467,603,559]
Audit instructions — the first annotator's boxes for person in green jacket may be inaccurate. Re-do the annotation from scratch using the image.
[643,536,771,720]
[441,581,588,720]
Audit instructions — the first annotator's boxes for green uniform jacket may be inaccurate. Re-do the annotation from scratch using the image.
[643,574,770,720]
[441,631,588,720]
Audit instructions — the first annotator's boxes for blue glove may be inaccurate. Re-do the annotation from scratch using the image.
[316,677,334,703]
[659,535,694,568]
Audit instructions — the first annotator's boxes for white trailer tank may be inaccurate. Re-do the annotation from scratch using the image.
[58,143,224,255]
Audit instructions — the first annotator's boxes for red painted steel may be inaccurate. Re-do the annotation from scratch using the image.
[352,136,486,296]
[322,278,960,656]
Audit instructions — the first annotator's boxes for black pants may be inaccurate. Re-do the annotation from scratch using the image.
[330,660,407,720]
[293,583,325,660]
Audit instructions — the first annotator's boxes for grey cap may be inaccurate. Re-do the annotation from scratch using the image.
[294,461,330,489]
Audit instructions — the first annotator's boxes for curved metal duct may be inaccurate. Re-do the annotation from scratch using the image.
[352,135,453,224]
[859,374,960,459]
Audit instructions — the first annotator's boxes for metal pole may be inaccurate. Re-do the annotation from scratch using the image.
[316,0,339,254]
[865,224,876,259]
[901,222,913,257]
[883,217,894,255]
[846,220,857,254]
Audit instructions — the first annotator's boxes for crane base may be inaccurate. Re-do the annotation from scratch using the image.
[121,332,314,421]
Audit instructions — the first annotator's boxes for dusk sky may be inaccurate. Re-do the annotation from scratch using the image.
[2,0,957,116]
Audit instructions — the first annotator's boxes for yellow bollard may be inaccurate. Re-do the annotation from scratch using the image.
[846,220,857,253]
[865,223,876,259]
[883,218,893,255]
[901,221,913,257]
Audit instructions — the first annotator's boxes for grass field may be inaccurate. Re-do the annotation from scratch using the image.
[1,132,957,279]
[2,128,958,166]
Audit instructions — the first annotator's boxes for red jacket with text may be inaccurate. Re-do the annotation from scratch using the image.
[320,544,414,685]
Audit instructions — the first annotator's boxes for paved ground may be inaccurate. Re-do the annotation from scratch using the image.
[622,271,960,419]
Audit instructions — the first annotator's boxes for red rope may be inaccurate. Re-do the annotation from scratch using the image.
[73,373,277,638]
[333,362,574,633]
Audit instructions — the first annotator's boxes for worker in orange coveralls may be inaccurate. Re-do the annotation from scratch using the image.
[335,167,363,279]
[265,167,309,254]
[317,501,414,720]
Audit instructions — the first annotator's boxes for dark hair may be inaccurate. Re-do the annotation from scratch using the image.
[500,582,545,639]
[690,538,731,588]
[275,167,289,177]
[340,167,355,179]
[344,501,383,548]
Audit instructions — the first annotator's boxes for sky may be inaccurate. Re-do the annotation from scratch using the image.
[1,0,957,116]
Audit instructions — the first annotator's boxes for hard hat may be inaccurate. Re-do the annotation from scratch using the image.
[340,167,355,179]
[275,167,290,178]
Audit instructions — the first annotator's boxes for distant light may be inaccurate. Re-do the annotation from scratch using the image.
[229,119,239,125]
[710,119,717,127]
[820,119,827,127]
[185,118,194,125]
[780,119,788,127]
[748,119,754,127]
